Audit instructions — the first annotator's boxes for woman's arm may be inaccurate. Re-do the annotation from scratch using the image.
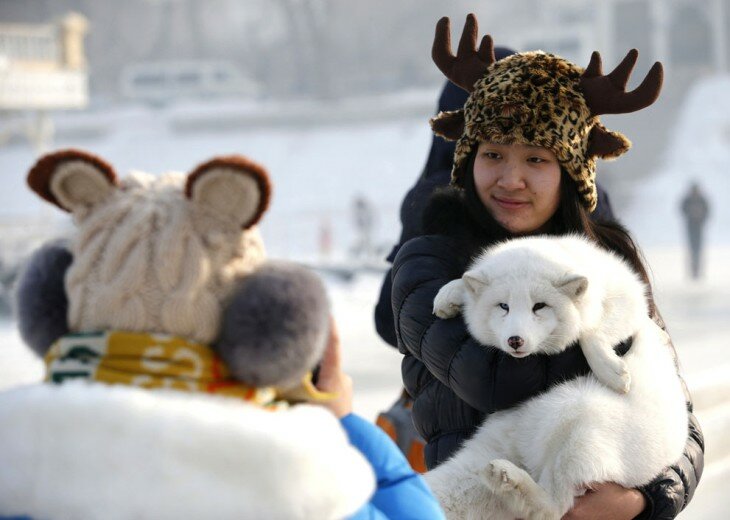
[392,235,590,413]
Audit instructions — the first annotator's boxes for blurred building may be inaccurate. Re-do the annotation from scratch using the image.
[0,12,89,151]
[510,0,729,77]
[120,60,259,107]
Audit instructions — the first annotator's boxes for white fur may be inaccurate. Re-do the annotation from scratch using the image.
[428,235,688,520]
[0,381,375,520]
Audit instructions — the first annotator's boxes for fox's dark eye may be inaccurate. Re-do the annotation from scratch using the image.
[532,303,547,312]
[498,303,509,312]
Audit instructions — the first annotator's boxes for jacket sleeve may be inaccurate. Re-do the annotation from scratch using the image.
[391,235,590,413]
[374,265,398,347]
[374,170,455,349]
[341,414,445,520]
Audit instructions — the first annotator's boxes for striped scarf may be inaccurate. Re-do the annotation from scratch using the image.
[45,331,335,408]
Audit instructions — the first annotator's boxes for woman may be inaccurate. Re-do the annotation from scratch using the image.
[391,15,703,520]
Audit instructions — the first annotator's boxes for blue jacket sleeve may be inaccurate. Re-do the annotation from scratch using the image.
[342,414,445,520]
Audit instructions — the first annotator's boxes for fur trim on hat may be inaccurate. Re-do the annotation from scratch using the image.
[0,382,375,520]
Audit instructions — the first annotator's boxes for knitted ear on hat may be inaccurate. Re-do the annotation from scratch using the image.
[430,109,466,141]
[27,149,118,212]
[186,156,271,229]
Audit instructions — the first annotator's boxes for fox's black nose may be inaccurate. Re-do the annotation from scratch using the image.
[508,336,524,349]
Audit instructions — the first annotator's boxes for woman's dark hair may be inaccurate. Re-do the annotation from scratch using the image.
[549,171,660,320]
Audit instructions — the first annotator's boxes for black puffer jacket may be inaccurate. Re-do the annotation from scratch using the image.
[391,189,704,519]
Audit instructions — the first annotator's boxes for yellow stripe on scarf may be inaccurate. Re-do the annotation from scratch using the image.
[44,331,285,406]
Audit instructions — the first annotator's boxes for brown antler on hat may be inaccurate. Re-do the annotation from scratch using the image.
[432,14,495,93]
[581,50,664,158]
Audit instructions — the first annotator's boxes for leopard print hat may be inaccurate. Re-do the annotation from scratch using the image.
[429,15,663,212]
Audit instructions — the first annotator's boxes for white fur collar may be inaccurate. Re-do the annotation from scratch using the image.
[0,381,375,520]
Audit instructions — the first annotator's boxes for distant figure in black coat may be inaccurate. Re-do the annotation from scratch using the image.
[680,181,710,279]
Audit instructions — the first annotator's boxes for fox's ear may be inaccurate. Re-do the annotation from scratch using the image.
[556,275,588,300]
[27,149,118,212]
[186,155,271,229]
[463,270,489,295]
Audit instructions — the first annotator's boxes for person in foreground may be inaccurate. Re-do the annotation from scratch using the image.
[0,150,444,519]
[391,14,704,520]
[317,319,445,520]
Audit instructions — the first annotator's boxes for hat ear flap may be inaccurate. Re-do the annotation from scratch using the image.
[186,156,271,229]
[587,123,631,159]
[27,149,118,212]
[430,109,466,141]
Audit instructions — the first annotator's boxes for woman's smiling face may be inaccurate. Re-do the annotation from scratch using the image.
[473,141,562,234]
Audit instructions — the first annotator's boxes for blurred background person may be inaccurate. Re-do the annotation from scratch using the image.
[350,194,376,261]
[680,181,710,280]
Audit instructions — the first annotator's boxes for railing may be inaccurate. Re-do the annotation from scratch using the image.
[0,13,89,151]
[0,23,59,67]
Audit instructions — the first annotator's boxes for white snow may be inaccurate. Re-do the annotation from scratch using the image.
[0,81,728,516]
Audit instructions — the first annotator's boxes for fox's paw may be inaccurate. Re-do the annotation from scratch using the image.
[433,280,465,319]
[484,460,561,520]
[483,459,529,496]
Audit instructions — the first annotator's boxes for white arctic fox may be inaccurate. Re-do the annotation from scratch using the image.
[428,235,688,520]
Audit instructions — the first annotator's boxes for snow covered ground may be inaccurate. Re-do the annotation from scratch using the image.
[0,81,728,516]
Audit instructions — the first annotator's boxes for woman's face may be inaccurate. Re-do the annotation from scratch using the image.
[473,141,562,234]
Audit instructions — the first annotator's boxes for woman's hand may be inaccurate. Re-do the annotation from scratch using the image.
[562,482,646,520]
[314,317,354,418]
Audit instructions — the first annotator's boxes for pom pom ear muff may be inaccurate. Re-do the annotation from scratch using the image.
[27,149,118,212]
[186,156,272,229]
